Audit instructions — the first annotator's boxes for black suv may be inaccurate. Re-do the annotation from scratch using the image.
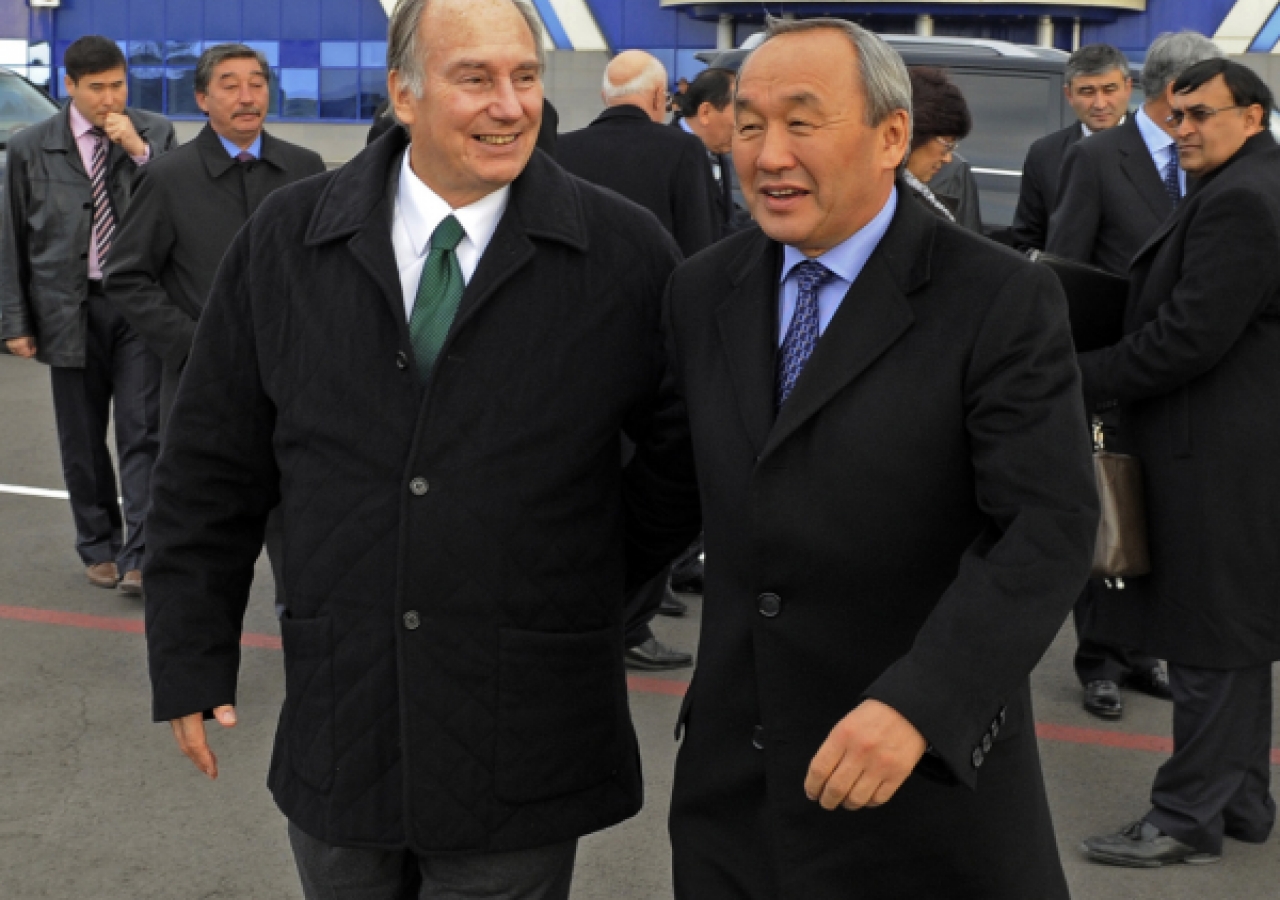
[0,67,60,205]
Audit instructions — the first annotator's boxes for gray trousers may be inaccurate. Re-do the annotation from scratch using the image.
[288,822,577,900]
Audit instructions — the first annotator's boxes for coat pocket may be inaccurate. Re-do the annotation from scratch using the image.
[280,613,335,792]
[495,626,621,804]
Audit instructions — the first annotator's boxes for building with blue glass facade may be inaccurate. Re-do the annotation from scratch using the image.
[3,0,1280,128]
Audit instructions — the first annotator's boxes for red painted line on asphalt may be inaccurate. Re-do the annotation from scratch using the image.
[3,603,1277,763]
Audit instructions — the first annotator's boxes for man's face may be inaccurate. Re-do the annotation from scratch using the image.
[1065,68,1132,131]
[196,57,270,148]
[64,67,128,127]
[390,0,543,208]
[697,93,736,155]
[1173,73,1264,176]
[733,31,909,257]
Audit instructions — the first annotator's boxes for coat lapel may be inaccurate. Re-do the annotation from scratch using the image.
[1117,118,1173,220]
[41,107,87,180]
[715,231,781,456]
[760,192,928,461]
[196,125,248,208]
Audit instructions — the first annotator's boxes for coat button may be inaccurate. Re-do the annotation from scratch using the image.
[409,477,429,496]
[752,725,765,750]
[981,734,993,753]
[990,720,1000,739]
[757,593,781,617]
[396,351,409,370]
[403,610,420,630]
[971,747,984,768]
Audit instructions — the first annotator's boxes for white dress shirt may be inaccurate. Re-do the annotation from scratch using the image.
[1135,106,1187,197]
[392,148,510,321]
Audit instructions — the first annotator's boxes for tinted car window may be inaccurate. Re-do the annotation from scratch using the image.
[948,71,1057,173]
[0,70,57,147]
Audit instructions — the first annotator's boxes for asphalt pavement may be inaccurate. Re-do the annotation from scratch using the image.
[1,352,1276,899]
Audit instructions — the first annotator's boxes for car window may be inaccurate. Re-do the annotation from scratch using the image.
[948,71,1057,173]
[0,71,58,148]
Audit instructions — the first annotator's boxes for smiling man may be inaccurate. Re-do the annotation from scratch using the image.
[663,19,1097,899]
[141,2,699,899]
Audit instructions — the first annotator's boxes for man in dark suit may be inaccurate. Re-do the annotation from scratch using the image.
[1080,59,1280,868]
[105,44,324,610]
[675,67,744,240]
[0,36,176,597]
[557,50,716,258]
[106,44,326,428]
[666,20,1097,899]
[1047,30,1222,720]
[1010,43,1131,252]
[143,1,699,898]
[557,48,716,670]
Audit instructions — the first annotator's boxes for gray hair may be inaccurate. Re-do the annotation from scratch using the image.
[755,17,912,130]
[602,55,667,102]
[1141,31,1223,99]
[195,43,270,95]
[387,0,546,99]
[1065,44,1131,87]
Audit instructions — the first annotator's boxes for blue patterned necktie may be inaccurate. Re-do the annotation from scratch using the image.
[777,259,835,410]
[1162,151,1181,208]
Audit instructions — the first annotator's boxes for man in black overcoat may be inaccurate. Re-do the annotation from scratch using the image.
[675,67,746,240]
[665,20,1098,899]
[1046,31,1222,720]
[142,1,699,897]
[1010,43,1131,252]
[556,50,717,259]
[1079,59,1280,868]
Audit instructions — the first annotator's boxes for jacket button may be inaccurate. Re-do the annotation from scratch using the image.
[409,477,429,496]
[757,593,781,617]
[396,351,409,370]
[990,720,1000,739]
[752,725,765,750]
[972,747,985,768]
[403,610,420,630]
[981,733,993,753]
[998,706,1007,725]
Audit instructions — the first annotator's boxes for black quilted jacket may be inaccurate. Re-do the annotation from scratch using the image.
[143,130,700,851]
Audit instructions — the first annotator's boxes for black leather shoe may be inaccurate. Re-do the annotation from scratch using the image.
[625,637,693,671]
[1125,665,1173,701]
[658,590,688,617]
[1083,680,1124,719]
[1082,820,1220,868]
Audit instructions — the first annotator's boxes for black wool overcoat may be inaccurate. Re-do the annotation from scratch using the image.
[1079,131,1280,669]
[1010,121,1083,252]
[144,130,701,851]
[665,192,1098,899]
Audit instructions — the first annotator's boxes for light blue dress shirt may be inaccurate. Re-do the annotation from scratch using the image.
[777,187,898,345]
[218,133,263,160]
[1134,106,1186,197]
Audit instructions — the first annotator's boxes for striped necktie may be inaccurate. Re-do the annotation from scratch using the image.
[409,215,466,381]
[1162,151,1181,208]
[88,127,117,263]
[777,259,835,410]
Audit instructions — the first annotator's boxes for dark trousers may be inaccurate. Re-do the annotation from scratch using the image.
[1072,579,1160,684]
[1145,662,1275,855]
[49,291,160,572]
[288,821,576,900]
[624,563,673,649]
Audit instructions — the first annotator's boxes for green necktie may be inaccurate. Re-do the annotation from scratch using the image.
[409,215,466,381]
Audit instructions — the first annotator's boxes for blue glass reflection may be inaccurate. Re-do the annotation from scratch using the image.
[281,67,320,119]
[320,67,358,119]
[320,41,358,68]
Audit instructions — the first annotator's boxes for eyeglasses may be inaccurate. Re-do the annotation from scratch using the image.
[1165,105,1246,127]
[933,136,959,153]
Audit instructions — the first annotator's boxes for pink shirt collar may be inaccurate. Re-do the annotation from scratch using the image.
[68,103,96,138]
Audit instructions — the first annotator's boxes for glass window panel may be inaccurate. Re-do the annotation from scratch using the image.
[280,67,319,119]
[27,42,51,67]
[267,68,281,117]
[166,68,200,116]
[243,41,280,67]
[0,40,28,67]
[360,41,387,69]
[166,41,202,66]
[129,67,165,113]
[27,67,51,89]
[359,68,387,120]
[321,41,358,67]
[129,41,165,66]
[280,41,321,68]
[320,67,358,119]
[0,69,57,146]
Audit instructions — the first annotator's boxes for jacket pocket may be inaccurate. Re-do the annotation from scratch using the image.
[280,613,335,792]
[495,626,621,804]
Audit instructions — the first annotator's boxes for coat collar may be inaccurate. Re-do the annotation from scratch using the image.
[196,124,290,180]
[591,104,653,126]
[716,183,928,458]
[1114,114,1175,220]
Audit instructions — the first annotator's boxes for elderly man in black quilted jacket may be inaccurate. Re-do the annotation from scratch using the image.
[142,1,700,898]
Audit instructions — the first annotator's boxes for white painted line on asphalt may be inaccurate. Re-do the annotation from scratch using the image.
[0,483,70,500]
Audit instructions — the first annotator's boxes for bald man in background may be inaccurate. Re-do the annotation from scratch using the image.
[557,50,717,258]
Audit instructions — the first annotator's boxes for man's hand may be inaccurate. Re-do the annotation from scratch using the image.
[804,699,927,811]
[102,112,147,158]
[5,337,36,358]
[170,705,237,780]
